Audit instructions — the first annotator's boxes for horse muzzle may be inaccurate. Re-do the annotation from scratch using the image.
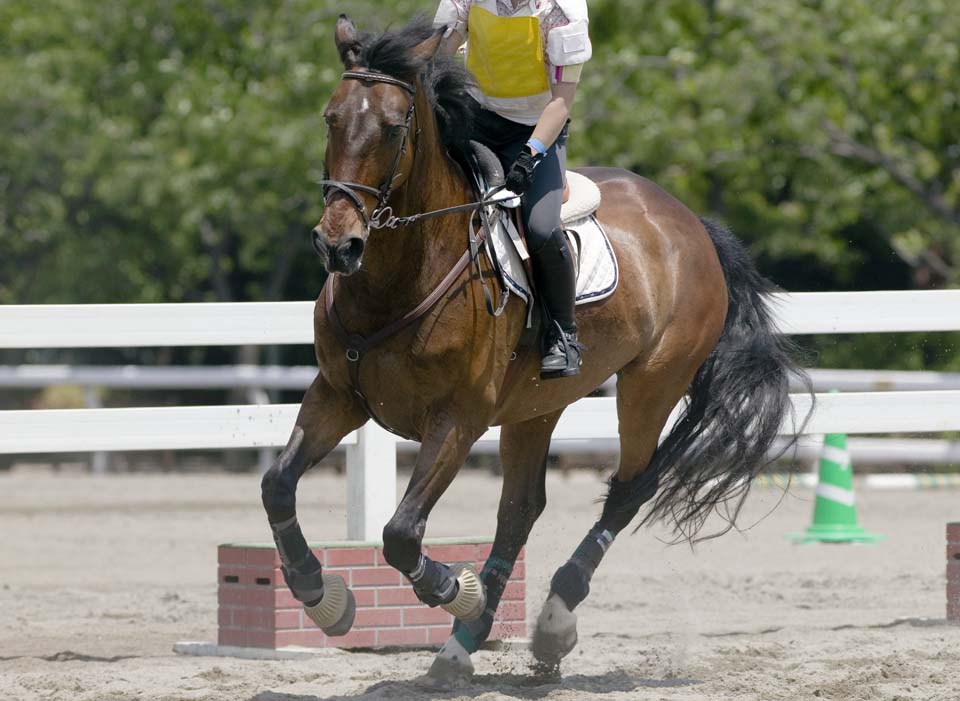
[312,227,365,275]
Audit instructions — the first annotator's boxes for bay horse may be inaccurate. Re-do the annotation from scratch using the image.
[260,16,808,678]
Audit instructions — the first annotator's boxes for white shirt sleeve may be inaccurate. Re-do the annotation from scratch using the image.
[434,0,469,38]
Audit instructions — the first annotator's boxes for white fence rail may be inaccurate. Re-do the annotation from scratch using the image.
[4,290,960,349]
[4,290,960,538]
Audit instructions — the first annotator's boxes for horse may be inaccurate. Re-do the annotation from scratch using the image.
[260,15,808,679]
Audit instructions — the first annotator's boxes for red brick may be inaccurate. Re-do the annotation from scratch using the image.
[497,600,526,622]
[426,544,478,563]
[218,546,245,566]
[476,543,494,559]
[403,606,454,626]
[324,567,353,586]
[377,627,428,646]
[324,547,377,567]
[217,607,235,627]
[377,587,420,606]
[516,547,525,562]
[489,621,525,640]
[218,566,244,586]
[244,587,277,608]
[511,562,526,580]
[502,581,525,601]
[246,548,279,567]
[274,588,299,608]
[275,608,302,630]
[246,570,275,587]
[426,625,452,644]
[245,630,277,649]
[948,543,960,561]
[235,607,277,631]
[353,589,377,607]
[275,628,327,648]
[327,628,378,649]
[353,608,402,628]
[218,587,243,607]
[352,566,402,586]
[218,628,245,647]
[947,522,960,541]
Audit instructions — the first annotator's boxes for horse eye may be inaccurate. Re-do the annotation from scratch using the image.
[384,124,405,139]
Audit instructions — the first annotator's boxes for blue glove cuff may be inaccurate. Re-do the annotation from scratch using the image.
[526,137,548,155]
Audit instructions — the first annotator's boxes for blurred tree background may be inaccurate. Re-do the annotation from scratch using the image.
[1,0,958,371]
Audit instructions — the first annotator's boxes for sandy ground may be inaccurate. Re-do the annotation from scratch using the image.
[0,468,958,701]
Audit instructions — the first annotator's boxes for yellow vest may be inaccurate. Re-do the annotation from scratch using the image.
[464,3,552,125]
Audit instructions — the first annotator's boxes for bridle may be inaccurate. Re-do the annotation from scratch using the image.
[317,70,419,231]
[316,70,510,232]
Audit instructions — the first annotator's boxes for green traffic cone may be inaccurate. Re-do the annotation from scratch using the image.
[789,433,883,544]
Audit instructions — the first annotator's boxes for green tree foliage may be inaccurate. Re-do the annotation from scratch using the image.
[1,0,958,368]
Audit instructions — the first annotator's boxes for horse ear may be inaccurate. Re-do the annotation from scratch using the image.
[410,26,446,63]
[335,14,362,67]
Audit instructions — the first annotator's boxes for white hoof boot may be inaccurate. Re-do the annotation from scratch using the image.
[303,573,356,636]
[532,593,578,664]
[441,564,486,622]
[428,635,474,680]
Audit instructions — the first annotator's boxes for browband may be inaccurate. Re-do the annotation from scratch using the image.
[341,70,416,95]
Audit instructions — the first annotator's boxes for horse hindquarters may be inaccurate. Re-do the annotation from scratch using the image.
[627,218,812,540]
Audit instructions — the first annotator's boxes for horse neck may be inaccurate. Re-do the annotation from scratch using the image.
[339,91,472,315]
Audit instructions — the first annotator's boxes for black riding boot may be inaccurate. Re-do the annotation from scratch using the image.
[530,229,583,379]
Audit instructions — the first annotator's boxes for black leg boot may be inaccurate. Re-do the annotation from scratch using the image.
[530,229,584,379]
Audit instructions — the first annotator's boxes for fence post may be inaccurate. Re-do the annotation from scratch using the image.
[346,423,397,541]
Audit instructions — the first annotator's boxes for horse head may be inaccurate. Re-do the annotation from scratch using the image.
[313,15,445,275]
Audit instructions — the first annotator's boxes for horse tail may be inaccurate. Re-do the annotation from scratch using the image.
[634,218,813,542]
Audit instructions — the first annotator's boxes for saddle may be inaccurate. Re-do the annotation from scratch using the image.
[458,141,619,322]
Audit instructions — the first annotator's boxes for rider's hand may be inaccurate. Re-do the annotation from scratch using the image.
[505,149,544,195]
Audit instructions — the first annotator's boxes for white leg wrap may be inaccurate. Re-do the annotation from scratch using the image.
[440,564,485,622]
[303,573,354,634]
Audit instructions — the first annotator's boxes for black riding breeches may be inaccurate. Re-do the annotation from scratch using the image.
[468,103,569,254]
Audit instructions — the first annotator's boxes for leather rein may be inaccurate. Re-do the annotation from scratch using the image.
[319,70,510,439]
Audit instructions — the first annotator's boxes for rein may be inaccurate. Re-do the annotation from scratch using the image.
[320,70,511,439]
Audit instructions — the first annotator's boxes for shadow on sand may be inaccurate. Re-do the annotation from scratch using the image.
[250,668,699,701]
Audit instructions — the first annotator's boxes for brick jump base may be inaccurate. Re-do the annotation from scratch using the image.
[949,522,960,622]
[218,539,526,649]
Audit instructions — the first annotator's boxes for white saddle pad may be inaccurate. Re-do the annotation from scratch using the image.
[487,211,619,312]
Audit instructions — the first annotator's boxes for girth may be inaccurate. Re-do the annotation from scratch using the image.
[324,225,491,440]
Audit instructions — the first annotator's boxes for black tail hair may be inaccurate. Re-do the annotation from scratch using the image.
[633,218,813,542]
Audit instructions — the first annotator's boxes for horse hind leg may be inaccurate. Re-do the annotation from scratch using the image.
[532,361,696,668]
[260,375,367,636]
[429,411,561,680]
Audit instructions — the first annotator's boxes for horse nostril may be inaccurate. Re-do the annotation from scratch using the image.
[340,236,365,264]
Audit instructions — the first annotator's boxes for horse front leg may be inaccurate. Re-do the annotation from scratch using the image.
[260,374,366,636]
[430,411,563,680]
[379,419,485,647]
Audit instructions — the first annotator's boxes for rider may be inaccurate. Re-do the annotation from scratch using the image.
[433,0,591,379]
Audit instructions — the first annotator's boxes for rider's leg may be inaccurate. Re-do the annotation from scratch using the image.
[507,126,582,378]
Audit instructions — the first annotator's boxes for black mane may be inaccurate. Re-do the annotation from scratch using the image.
[354,18,475,155]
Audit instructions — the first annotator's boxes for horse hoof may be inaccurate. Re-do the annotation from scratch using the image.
[304,573,356,636]
[531,593,578,665]
[441,564,486,622]
[428,636,474,681]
